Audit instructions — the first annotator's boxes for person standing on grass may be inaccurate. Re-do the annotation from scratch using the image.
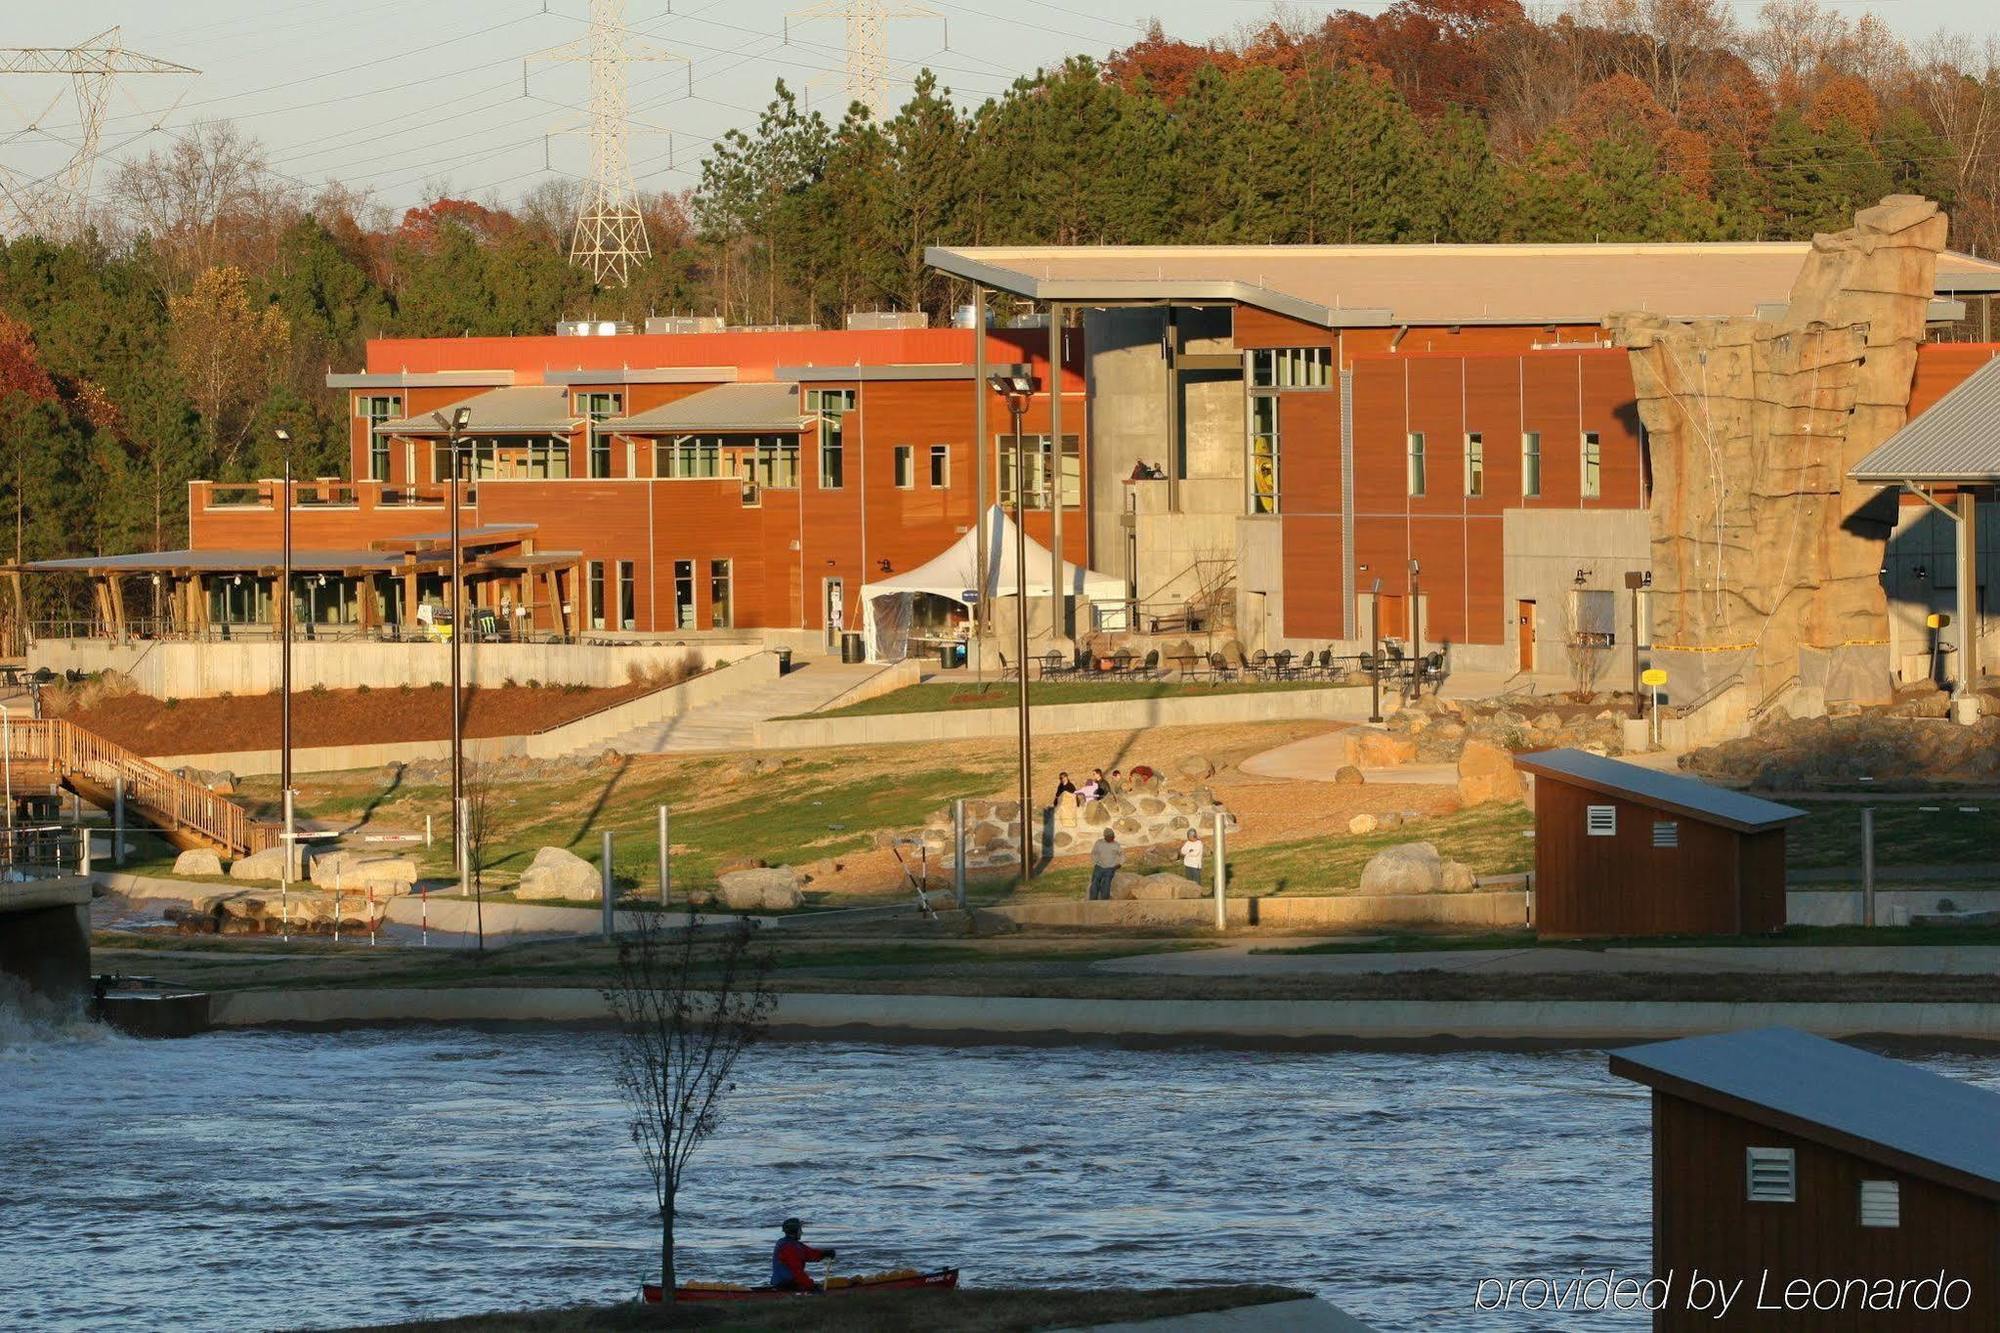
[1179,827,1204,884]
[1088,828,1123,900]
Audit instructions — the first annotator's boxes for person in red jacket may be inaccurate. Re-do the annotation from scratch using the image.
[771,1217,835,1292]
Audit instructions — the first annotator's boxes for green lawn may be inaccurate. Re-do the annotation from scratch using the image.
[1013,802,1536,899]
[1788,799,2000,870]
[1262,921,2000,954]
[794,677,1351,720]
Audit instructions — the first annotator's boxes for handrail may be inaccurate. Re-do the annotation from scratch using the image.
[3,717,274,856]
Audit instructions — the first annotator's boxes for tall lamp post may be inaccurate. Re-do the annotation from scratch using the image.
[273,428,295,873]
[433,406,473,908]
[990,371,1040,881]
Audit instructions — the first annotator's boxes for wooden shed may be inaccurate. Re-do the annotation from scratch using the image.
[1513,749,1805,938]
[1612,1027,2000,1331]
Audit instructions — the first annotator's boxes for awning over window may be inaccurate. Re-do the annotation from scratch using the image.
[602,382,811,434]
[379,386,581,435]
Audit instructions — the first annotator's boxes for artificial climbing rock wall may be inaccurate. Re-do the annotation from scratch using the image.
[1611,196,1947,710]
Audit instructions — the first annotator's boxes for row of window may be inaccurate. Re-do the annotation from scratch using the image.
[585,558,733,631]
[1410,431,1600,499]
[1743,1147,1900,1228]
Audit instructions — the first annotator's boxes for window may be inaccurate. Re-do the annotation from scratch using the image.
[807,388,854,489]
[433,436,566,480]
[894,446,915,489]
[1582,431,1601,499]
[750,437,800,489]
[1249,395,1280,514]
[587,561,606,631]
[576,391,623,421]
[1746,1147,1796,1203]
[1859,1181,1900,1228]
[929,444,950,488]
[1407,432,1426,497]
[589,431,612,479]
[1249,346,1331,389]
[1652,820,1679,848]
[998,435,1081,509]
[1585,805,1617,836]
[709,559,732,628]
[671,559,693,630]
[656,436,723,479]
[617,560,636,631]
[361,396,402,481]
[1523,432,1543,498]
[1465,433,1484,498]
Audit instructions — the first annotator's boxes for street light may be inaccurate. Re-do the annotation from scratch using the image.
[273,426,295,874]
[989,370,1039,881]
[432,404,479,949]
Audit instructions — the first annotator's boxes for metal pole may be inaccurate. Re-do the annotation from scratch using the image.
[3,703,12,849]
[1048,303,1065,642]
[113,775,126,865]
[456,795,469,897]
[282,783,295,881]
[420,885,429,948]
[78,819,91,877]
[281,451,292,828]
[657,805,670,907]
[449,433,464,871]
[333,865,342,944]
[1013,400,1035,881]
[1627,574,1645,720]
[1861,806,1876,928]
[601,828,616,938]
[1213,809,1227,931]
[1368,577,1384,724]
[953,797,967,910]
[972,285,989,642]
[425,813,433,848]
[1408,570,1422,703]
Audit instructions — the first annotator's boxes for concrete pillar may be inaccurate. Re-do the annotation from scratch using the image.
[601,828,615,938]
[1048,302,1065,641]
[113,776,126,865]
[973,285,990,639]
[1956,491,1979,694]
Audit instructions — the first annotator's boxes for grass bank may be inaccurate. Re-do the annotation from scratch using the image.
[1788,798,2000,870]
[353,1284,1309,1331]
[796,678,1344,720]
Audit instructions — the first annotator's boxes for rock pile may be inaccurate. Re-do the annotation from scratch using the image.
[166,887,382,935]
[1357,842,1478,895]
[1340,696,1624,772]
[1683,711,2000,789]
[913,786,1237,870]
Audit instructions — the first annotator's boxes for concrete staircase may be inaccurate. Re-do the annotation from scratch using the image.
[589,659,887,755]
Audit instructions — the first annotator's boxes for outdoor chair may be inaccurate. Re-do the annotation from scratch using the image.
[1141,648,1161,678]
[1039,650,1067,680]
[1208,651,1236,681]
[1270,649,1295,679]
[1110,650,1137,677]
[997,651,1015,680]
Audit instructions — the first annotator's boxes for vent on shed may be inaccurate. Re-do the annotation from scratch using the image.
[1586,805,1617,836]
[1859,1180,1900,1227]
[1746,1147,1796,1203]
[1652,820,1679,848]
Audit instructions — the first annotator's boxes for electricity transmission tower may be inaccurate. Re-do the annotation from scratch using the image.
[532,0,678,287]
[0,28,196,240]
[788,0,938,120]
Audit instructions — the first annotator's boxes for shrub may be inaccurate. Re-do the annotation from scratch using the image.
[525,678,541,689]
[356,684,370,694]
[309,682,328,694]
[626,660,648,686]
[163,697,180,710]
[503,677,518,689]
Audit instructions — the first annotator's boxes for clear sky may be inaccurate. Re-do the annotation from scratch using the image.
[2,0,1991,215]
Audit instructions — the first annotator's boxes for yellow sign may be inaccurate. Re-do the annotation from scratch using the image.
[1641,668,1668,686]
[1927,612,1952,630]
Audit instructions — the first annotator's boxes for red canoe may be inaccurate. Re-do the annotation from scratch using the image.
[644,1267,959,1303]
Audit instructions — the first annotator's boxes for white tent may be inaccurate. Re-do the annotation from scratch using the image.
[859,505,1125,660]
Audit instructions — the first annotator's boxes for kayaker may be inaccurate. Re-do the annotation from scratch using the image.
[771,1217,835,1292]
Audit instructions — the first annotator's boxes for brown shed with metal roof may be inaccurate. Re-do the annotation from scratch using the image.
[1612,1028,1999,1331]
[1514,749,1805,938]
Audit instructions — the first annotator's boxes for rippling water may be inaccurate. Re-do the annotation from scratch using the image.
[4,1017,1996,1333]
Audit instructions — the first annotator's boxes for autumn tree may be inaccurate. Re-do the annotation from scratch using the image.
[168,265,291,473]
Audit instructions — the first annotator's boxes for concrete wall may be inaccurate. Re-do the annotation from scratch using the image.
[1084,309,1170,597]
[992,889,1529,930]
[145,650,777,775]
[1497,508,1652,683]
[0,878,92,1000]
[754,683,1373,749]
[30,637,751,700]
[1882,498,1998,687]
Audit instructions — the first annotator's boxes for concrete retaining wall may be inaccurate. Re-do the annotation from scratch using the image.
[992,890,1529,930]
[809,657,922,713]
[755,684,1375,749]
[0,877,92,1000]
[140,651,776,776]
[1786,887,2000,927]
[31,637,750,699]
[206,986,2000,1043]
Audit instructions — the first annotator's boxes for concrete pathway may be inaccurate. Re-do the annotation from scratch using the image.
[1238,731,1457,787]
[1094,940,2000,978]
[589,659,885,754]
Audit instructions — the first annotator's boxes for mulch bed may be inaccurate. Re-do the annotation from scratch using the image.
[57,682,658,756]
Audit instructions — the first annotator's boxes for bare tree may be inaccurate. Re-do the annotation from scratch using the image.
[112,120,298,290]
[607,908,776,1297]
[1561,589,1614,699]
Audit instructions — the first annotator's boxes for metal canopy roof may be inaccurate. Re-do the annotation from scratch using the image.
[1850,353,2000,483]
[602,381,810,433]
[1512,748,1805,831]
[378,385,580,435]
[926,243,2000,328]
[1611,1028,2000,1200]
[371,523,536,549]
[17,548,443,574]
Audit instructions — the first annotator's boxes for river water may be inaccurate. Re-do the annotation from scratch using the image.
[5,1016,1996,1332]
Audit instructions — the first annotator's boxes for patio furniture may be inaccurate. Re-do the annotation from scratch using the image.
[1039,650,1068,680]
[1175,653,1207,682]
[1208,651,1236,681]
[1140,648,1162,678]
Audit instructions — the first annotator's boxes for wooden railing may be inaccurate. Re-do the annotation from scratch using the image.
[5,718,276,856]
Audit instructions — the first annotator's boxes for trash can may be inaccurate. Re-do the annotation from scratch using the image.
[775,647,793,676]
[938,643,954,669]
[840,631,864,664]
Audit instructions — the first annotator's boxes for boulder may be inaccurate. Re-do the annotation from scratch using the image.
[1347,813,1379,835]
[1377,812,1405,830]
[515,846,603,902]
[1457,740,1526,806]
[1110,871,1206,901]
[1532,711,1565,732]
[1440,860,1478,893]
[1358,841,1445,895]
[715,866,804,911]
[1333,765,1366,786]
[228,845,297,882]
[1174,754,1216,780]
[1348,728,1418,767]
[172,848,224,877]
[308,850,419,892]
